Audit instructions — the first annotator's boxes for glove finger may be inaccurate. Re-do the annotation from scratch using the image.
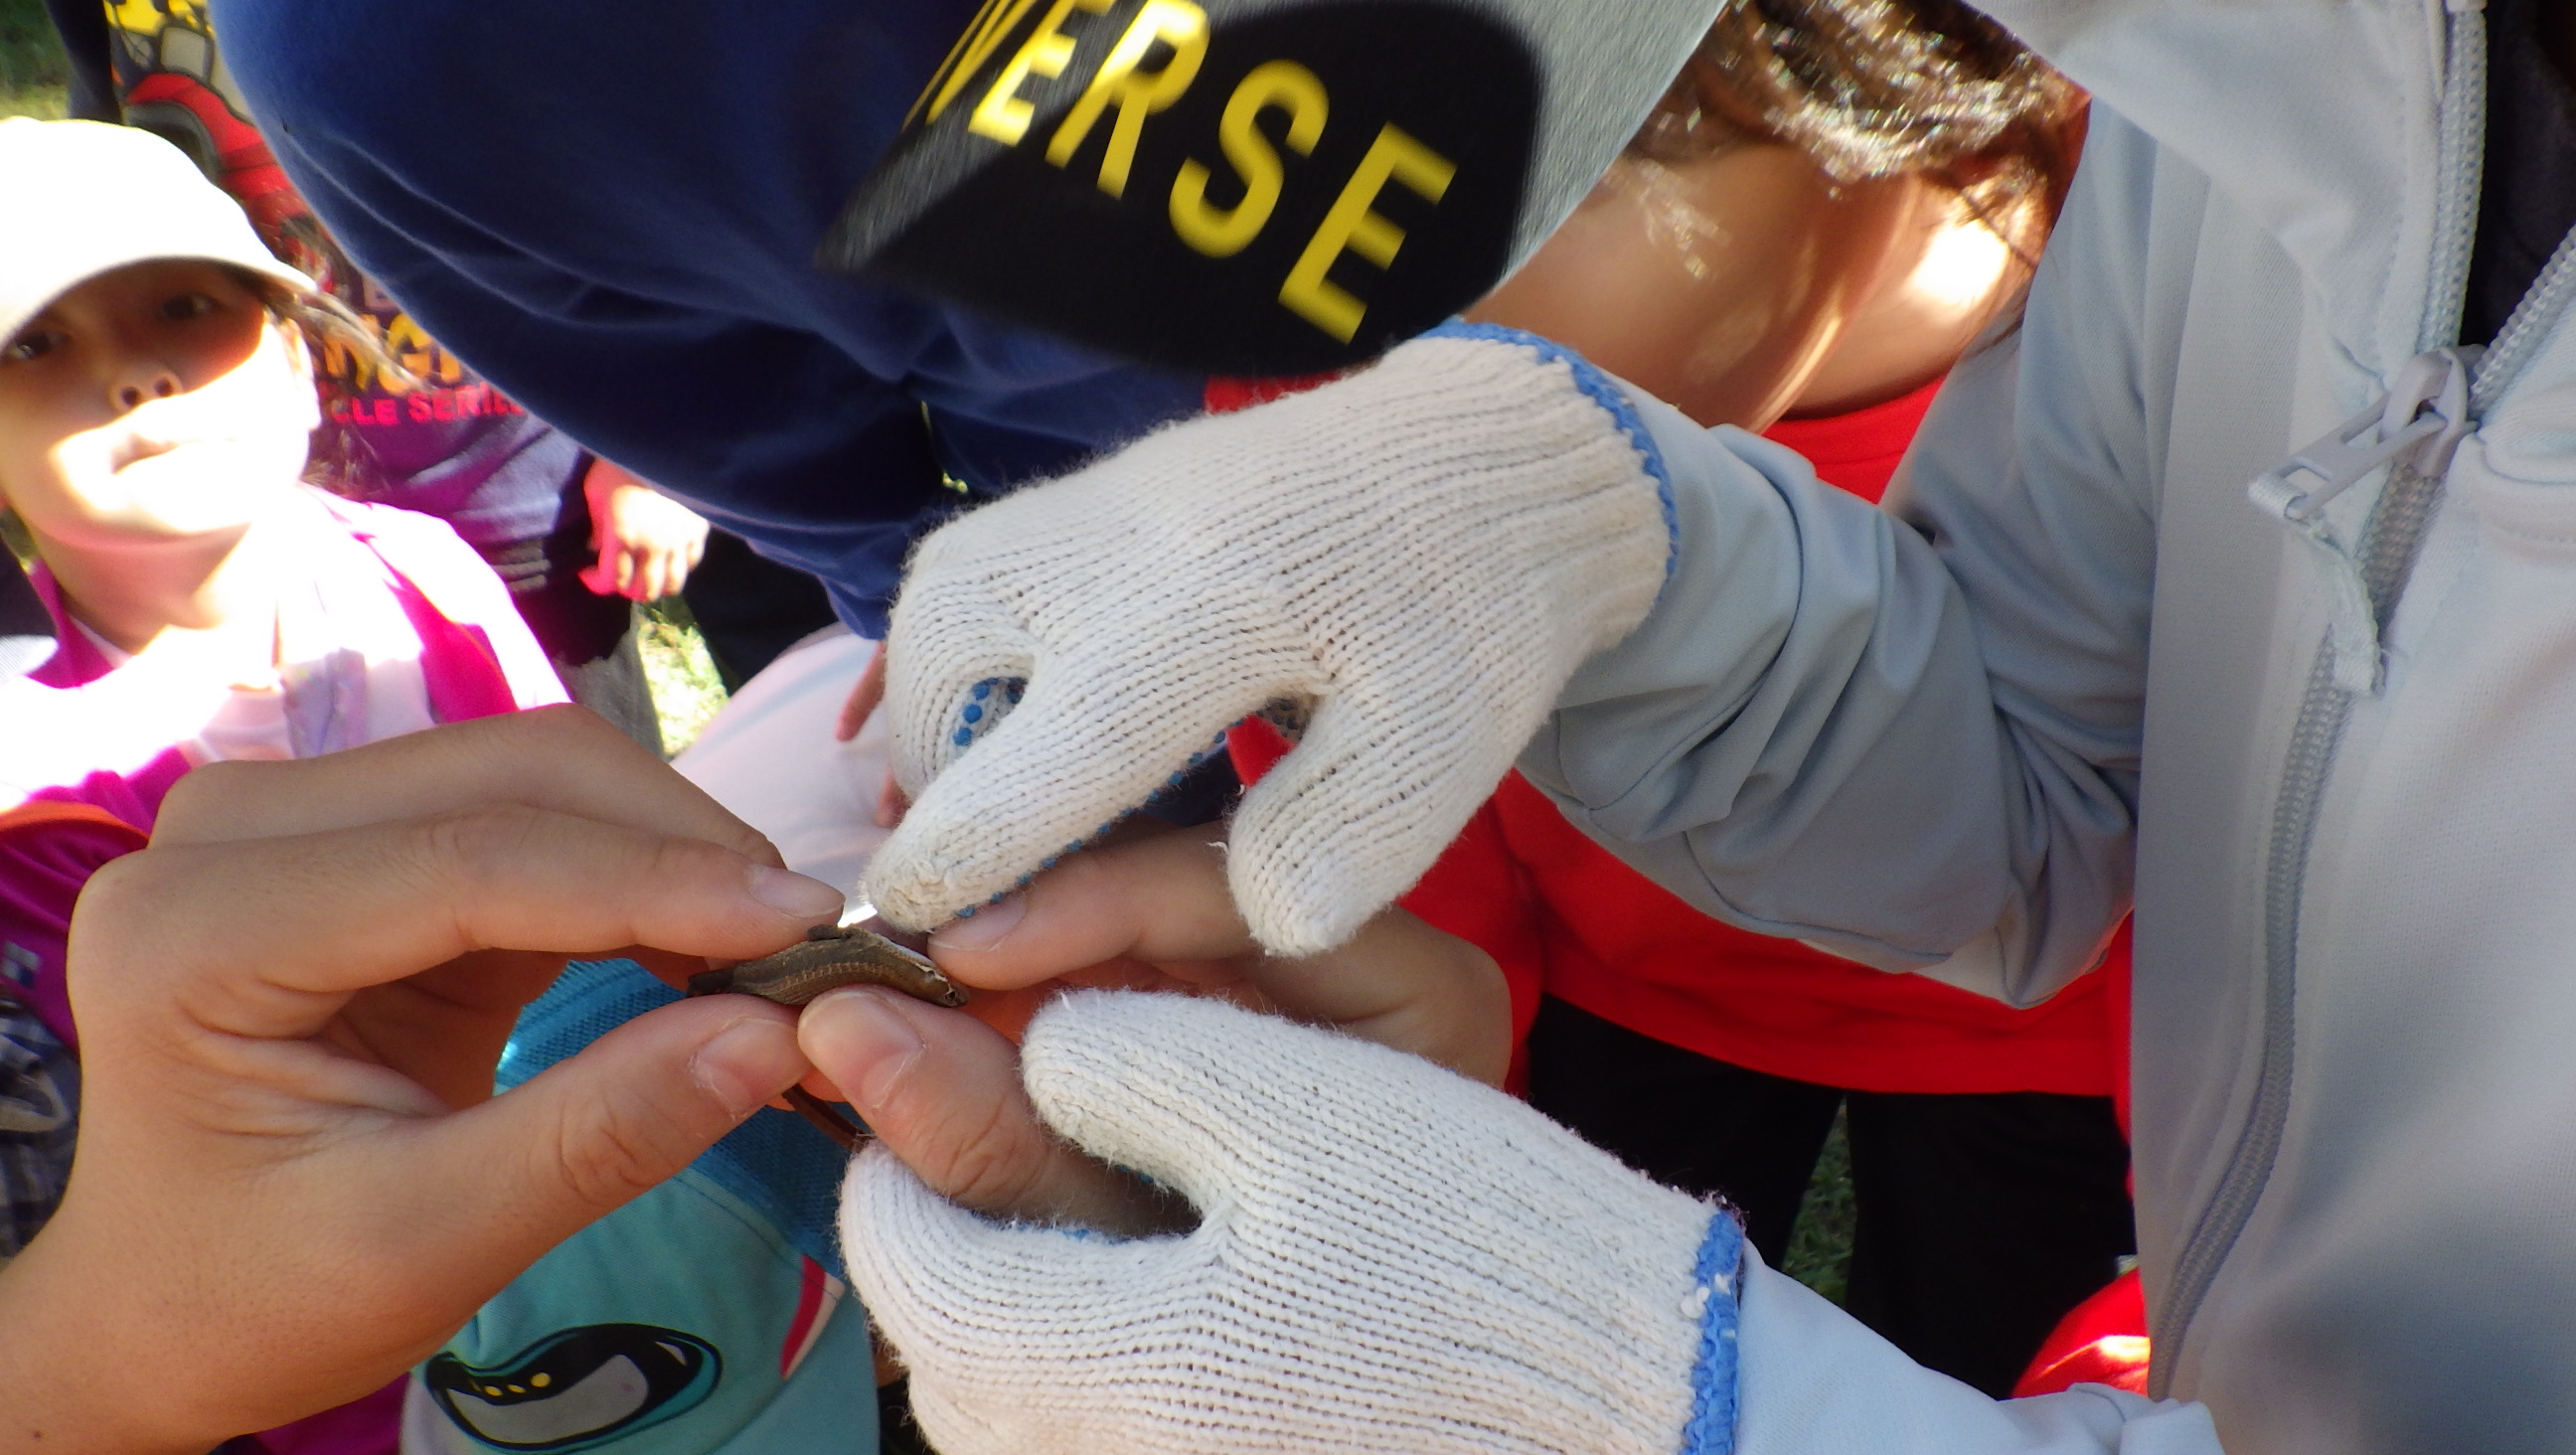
[1015,991,1695,1267]
[1011,989,1427,1207]
[881,566,1040,793]
[841,1143,1190,1454]
[864,648,1284,931]
[1229,679,1528,955]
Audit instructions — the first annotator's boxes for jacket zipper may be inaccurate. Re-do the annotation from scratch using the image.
[2151,0,2491,1392]
[2154,0,2576,1387]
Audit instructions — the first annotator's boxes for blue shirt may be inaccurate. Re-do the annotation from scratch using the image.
[212,0,1207,633]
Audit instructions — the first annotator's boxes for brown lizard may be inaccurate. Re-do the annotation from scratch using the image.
[687,922,969,1148]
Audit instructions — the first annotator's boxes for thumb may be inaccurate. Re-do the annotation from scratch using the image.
[1010,990,1342,1209]
[800,986,1183,1234]
[429,994,808,1246]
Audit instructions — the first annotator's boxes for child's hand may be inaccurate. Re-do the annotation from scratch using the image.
[837,992,1734,1455]
[0,708,841,1455]
[791,825,1507,1251]
[580,458,709,601]
[831,637,911,824]
[928,826,1510,1084]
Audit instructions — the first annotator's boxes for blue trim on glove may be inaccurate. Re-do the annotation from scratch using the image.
[1680,1212,1745,1455]
[1422,320,1680,575]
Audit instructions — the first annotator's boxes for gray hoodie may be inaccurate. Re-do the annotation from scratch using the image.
[1529,2,2576,1450]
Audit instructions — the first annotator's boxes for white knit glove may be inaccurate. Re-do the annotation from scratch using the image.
[842,991,1743,1455]
[863,326,1671,954]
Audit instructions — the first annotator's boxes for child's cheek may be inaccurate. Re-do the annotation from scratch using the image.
[153,321,324,462]
[218,330,325,443]
[32,428,132,524]
[0,397,97,515]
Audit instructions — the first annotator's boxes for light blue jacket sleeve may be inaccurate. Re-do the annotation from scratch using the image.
[1693,1201,2217,1455]
[1520,113,2164,1007]
[1726,1249,2222,1455]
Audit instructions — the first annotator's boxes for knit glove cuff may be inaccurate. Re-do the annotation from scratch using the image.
[865,325,1672,952]
[843,991,1740,1455]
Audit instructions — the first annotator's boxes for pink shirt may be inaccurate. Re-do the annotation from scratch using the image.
[0,491,567,1051]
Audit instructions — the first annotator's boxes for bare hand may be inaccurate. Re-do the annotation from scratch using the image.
[579,458,710,601]
[833,639,909,824]
[795,825,1508,1240]
[0,709,842,1454]
[835,637,886,742]
[928,827,1509,1083]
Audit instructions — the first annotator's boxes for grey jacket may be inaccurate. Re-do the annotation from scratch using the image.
[1530,2,2576,1450]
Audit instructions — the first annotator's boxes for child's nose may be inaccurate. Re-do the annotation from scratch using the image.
[110,367,182,413]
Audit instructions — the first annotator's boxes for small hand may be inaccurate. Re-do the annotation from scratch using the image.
[832,638,910,826]
[835,636,886,742]
[926,825,1510,1084]
[579,458,710,601]
[0,709,843,1454]
[801,985,1188,1237]
[791,824,1510,1239]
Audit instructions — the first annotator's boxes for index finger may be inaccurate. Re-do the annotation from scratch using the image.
[75,800,846,1043]
[155,708,785,868]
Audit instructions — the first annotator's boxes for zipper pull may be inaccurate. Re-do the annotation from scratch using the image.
[2250,347,2479,523]
[2247,347,2481,695]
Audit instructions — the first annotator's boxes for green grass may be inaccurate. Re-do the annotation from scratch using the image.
[0,0,68,119]
[0,81,63,117]
[637,597,729,756]
[1781,1107,1857,1304]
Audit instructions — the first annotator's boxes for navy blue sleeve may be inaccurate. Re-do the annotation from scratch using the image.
[211,0,1205,632]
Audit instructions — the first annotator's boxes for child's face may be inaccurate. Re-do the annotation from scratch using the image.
[0,259,319,554]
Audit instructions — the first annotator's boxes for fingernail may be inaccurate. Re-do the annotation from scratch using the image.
[930,893,1026,953]
[803,987,924,1117]
[691,1016,807,1118]
[747,864,847,920]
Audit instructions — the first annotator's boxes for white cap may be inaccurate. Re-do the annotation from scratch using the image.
[0,117,315,350]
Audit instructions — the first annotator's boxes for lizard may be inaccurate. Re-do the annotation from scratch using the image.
[687,921,968,1148]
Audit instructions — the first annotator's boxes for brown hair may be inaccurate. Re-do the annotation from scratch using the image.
[1635,0,2083,259]
[234,269,416,494]
[238,273,404,384]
